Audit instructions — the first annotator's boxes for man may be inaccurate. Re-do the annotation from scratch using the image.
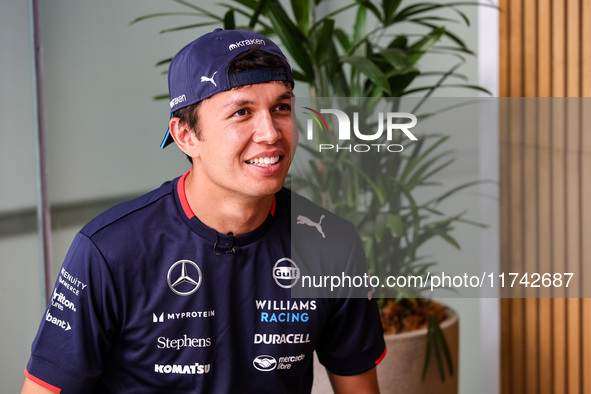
[22,29,385,393]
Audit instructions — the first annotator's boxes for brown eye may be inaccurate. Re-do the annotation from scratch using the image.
[233,108,248,117]
[276,104,291,111]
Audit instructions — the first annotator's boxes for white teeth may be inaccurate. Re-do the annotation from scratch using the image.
[247,156,280,167]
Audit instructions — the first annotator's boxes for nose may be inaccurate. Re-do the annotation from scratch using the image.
[252,111,282,144]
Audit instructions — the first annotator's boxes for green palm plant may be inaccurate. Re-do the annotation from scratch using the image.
[132,0,492,382]
[132,0,490,99]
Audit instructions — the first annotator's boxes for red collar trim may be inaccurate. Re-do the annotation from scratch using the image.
[177,171,276,220]
[177,171,195,219]
[270,194,276,216]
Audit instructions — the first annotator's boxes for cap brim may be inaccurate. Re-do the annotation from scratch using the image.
[160,128,174,149]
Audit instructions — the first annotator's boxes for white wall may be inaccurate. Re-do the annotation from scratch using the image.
[1,0,211,391]
[0,1,43,392]
[40,0,203,273]
[477,2,500,394]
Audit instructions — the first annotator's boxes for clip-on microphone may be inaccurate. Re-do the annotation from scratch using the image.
[214,232,241,255]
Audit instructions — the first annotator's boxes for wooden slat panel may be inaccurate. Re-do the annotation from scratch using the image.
[582,4,591,391]
[536,3,553,387]
[537,1,551,97]
[499,97,512,394]
[500,0,589,392]
[508,0,523,97]
[567,99,582,393]
[582,101,591,393]
[583,0,591,96]
[509,100,525,393]
[567,298,581,393]
[565,0,582,379]
[551,0,566,97]
[510,297,525,393]
[523,0,537,97]
[504,3,524,390]
[551,102,567,394]
[553,298,567,394]
[537,99,553,394]
[584,298,591,394]
[523,99,538,394]
[499,0,510,97]
[500,298,512,394]
[566,0,580,97]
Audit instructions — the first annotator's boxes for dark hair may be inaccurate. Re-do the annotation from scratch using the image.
[229,46,290,76]
[175,48,291,164]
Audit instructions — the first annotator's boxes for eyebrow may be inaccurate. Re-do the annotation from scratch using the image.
[222,89,295,109]
[223,99,254,109]
[278,90,295,100]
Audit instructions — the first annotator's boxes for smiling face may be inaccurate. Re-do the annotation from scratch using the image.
[187,81,296,203]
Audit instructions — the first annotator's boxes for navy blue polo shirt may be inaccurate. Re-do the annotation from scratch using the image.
[25,172,385,393]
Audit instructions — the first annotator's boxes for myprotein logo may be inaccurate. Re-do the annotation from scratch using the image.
[153,310,215,323]
[273,258,300,289]
[302,107,417,153]
[228,38,266,51]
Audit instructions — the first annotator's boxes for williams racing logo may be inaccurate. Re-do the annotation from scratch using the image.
[273,258,300,289]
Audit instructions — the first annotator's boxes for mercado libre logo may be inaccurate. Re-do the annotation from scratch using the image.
[301,106,418,153]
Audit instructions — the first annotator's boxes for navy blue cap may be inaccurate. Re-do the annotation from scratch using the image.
[161,29,294,148]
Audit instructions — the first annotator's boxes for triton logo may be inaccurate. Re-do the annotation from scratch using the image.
[52,289,76,312]
[296,214,325,238]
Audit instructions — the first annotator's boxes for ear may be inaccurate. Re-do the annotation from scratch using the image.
[169,117,200,158]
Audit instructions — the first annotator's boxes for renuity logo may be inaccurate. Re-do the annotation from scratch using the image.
[302,107,418,153]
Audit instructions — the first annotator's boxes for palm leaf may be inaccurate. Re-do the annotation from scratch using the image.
[129,12,204,25]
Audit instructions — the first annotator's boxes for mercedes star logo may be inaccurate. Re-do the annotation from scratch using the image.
[167,260,202,296]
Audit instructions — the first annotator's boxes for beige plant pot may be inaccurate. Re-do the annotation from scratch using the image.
[377,308,459,394]
[311,308,459,394]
